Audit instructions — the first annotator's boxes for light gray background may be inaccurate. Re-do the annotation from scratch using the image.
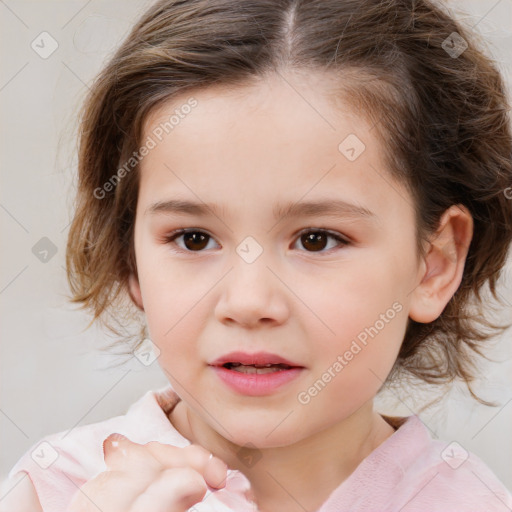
[1,0,512,493]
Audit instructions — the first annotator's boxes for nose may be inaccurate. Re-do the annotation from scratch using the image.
[214,252,290,329]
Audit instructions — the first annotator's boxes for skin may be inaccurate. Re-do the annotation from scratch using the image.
[128,69,473,512]
[66,439,228,512]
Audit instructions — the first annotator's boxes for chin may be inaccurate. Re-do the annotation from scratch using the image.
[211,412,307,449]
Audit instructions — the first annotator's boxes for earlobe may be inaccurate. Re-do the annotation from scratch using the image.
[409,204,473,324]
[128,273,144,311]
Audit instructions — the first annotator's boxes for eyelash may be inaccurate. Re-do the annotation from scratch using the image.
[162,228,350,254]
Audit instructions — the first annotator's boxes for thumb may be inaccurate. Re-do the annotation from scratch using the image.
[102,433,129,462]
[102,433,161,473]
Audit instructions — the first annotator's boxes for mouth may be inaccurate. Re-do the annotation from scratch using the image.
[210,351,303,370]
[220,362,295,374]
[209,351,304,396]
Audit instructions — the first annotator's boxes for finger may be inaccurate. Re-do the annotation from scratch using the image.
[143,442,228,489]
[203,453,228,489]
[131,467,207,512]
[69,470,147,512]
[102,433,161,473]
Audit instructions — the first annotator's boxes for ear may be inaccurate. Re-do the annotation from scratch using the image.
[409,204,473,323]
[128,273,144,311]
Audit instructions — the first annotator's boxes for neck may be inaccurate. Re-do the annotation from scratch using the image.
[168,399,396,512]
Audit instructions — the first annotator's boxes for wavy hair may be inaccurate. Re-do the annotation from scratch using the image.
[66,0,512,405]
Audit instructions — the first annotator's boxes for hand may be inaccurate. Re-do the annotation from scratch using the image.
[67,433,228,512]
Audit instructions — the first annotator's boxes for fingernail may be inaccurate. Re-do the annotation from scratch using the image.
[109,433,128,442]
[102,433,127,457]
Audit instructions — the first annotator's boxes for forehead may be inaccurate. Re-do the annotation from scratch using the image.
[137,72,413,224]
[142,70,363,143]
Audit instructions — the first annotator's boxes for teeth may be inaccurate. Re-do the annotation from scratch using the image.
[225,362,290,369]
[230,365,285,374]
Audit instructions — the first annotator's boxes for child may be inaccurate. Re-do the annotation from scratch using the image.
[3,0,512,510]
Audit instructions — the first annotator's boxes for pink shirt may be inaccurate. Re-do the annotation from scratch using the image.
[5,384,512,511]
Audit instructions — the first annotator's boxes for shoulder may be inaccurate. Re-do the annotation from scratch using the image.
[389,417,512,511]
[3,411,129,512]
[0,472,43,512]
[4,385,183,512]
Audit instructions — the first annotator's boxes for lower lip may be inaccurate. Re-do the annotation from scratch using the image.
[210,366,303,396]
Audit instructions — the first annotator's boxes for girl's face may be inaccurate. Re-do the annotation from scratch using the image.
[130,71,424,447]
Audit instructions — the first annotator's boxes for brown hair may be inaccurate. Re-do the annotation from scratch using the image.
[66,0,512,405]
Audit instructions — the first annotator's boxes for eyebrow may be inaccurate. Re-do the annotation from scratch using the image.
[145,198,375,221]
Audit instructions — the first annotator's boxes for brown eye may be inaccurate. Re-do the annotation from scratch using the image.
[182,231,209,251]
[295,230,348,253]
[165,230,218,252]
[301,232,328,251]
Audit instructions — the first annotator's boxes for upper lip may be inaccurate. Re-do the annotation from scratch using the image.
[209,351,303,368]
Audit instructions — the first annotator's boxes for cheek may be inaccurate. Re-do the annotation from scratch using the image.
[306,258,407,349]
[296,255,409,408]
[307,293,406,390]
[135,256,209,358]
[295,297,407,425]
